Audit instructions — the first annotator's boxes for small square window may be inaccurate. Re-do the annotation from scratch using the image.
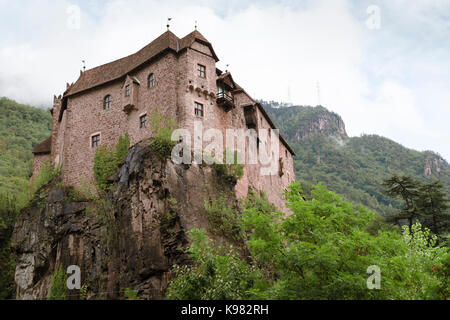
[91,134,100,148]
[197,64,206,78]
[125,84,131,97]
[140,114,148,128]
[195,102,204,117]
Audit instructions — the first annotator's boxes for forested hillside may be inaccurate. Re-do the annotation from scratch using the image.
[0,97,52,196]
[262,100,450,216]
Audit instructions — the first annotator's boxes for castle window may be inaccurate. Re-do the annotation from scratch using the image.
[125,84,131,97]
[195,102,204,117]
[103,95,112,110]
[148,73,155,88]
[91,134,100,148]
[197,64,206,78]
[140,114,148,128]
[279,158,284,177]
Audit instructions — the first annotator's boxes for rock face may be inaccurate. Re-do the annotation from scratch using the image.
[12,142,235,300]
[293,111,347,143]
[263,104,348,143]
[424,154,448,178]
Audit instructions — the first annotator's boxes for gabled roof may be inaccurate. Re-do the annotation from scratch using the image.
[217,72,236,89]
[65,30,217,97]
[179,30,219,62]
[33,137,51,155]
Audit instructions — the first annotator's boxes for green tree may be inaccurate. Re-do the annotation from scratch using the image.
[382,175,421,230]
[416,181,450,243]
[167,183,449,300]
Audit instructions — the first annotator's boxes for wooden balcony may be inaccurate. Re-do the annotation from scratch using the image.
[216,91,235,112]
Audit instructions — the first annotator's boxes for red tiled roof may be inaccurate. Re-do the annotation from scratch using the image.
[33,137,51,155]
[65,30,218,97]
[179,30,219,61]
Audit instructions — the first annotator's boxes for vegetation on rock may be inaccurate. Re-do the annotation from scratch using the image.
[148,110,177,160]
[167,183,449,300]
[93,133,130,192]
[48,266,67,300]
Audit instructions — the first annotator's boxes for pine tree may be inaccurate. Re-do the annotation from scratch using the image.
[416,181,449,243]
[382,175,421,230]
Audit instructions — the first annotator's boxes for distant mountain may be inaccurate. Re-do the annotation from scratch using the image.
[0,97,52,196]
[261,100,450,216]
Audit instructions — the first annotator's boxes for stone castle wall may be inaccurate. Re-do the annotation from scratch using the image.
[42,40,295,210]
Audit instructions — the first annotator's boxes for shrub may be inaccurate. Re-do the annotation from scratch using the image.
[148,110,177,159]
[48,266,67,300]
[30,161,60,194]
[93,133,130,192]
[212,150,244,185]
[165,229,258,300]
[205,195,244,242]
[115,132,131,163]
[124,288,139,300]
[93,146,118,192]
[79,284,88,300]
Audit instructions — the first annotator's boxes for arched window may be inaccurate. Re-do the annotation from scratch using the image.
[103,95,112,110]
[148,73,155,88]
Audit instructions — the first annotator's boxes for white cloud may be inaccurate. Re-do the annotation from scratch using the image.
[0,0,448,160]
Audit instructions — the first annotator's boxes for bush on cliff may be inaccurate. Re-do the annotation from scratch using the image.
[212,150,244,185]
[93,133,130,192]
[165,229,259,300]
[204,194,244,242]
[148,110,177,160]
[48,266,67,300]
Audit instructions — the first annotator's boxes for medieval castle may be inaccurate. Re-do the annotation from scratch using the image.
[32,29,295,209]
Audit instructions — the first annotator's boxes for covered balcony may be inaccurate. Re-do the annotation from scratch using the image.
[216,91,235,111]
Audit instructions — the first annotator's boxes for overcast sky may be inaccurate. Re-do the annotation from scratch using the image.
[0,0,449,161]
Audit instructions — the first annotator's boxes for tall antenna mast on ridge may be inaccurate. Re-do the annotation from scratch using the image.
[317,82,321,106]
[288,86,292,106]
[195,20,198,30]
[167,17,172,30]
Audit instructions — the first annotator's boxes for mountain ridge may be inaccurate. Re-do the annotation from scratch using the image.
[261,100,450,216]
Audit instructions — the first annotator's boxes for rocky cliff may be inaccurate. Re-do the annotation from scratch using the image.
[11,142,237,300]
[263,103,348,143]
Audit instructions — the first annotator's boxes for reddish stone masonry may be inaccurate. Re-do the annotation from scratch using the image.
[33,29,296,210]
